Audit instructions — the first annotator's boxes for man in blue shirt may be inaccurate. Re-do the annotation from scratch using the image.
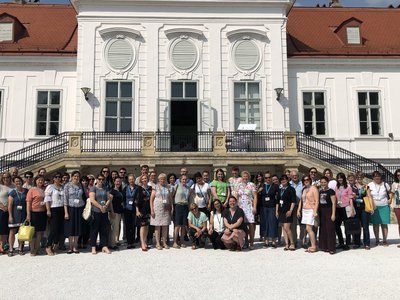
[289,170,305,248]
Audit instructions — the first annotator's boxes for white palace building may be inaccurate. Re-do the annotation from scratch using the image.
[0,0,399,179]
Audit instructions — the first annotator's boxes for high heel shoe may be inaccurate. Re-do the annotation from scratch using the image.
[102,247,111,254]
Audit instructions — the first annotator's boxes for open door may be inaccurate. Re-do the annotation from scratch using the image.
[157,98,170,150]
[198,98,213,151]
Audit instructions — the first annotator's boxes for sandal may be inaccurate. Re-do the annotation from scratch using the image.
[382,241,389,247]
[283,245,289,251]
[101,247,111,254]
[172,243,180,249]
[156,245,163,250]
[8,250,14,257]
[191,244,197,250]
[163,244,170,249]
[271,242,277,248]
[305,247,317,253]
[289,245,296,251]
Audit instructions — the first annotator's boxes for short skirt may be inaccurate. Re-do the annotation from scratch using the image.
[31,211,47,232]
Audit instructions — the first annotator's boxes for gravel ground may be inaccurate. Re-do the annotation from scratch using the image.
[3,224,400,300]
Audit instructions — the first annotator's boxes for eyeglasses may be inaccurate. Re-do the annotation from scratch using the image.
[54,176,61,179]
[89,178,95,181]
[191,207,198,211]
[3,176,10,179]
[97,178,104,181]
[310,171,317,174]
[119,171,126,174]
[25,175,32,178]
[265,176,271,179]
[304,178,311,181]
[102,170,109,173]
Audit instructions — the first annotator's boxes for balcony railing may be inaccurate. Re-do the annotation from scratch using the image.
[0,132,69,172]
[226,131,285,152]
[81,132,142,152]
[155,132,213,152]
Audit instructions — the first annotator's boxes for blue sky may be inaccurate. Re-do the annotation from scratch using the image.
[0,0,395,7]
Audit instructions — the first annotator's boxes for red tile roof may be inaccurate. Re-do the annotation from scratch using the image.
[0,3,77,56]
[287,7,400,58]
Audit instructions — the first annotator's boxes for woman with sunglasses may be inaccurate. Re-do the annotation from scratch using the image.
[109,177,124,250]
[89,175,112,254]
[23,171,34,189]
[0,172,12,254]
[44,172,65,256]
[64,171,84,254]
[297,175,319,253]
[368,171,392,246]
[150,173,172,250]
[26,176,47,256]
[187,202,208,250]
[260,171,279,248]
[100,167,112,191]
[208,199,226,249]
[391,169,400,248]
[318,176,336,254]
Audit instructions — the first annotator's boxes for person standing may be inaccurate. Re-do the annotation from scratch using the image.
[334,173,355,251]
[211,169,230,207]
[318,176,336,254]
[89,175,112,254]
[136,175,152,251]
[172,175,190,249]
[236,170,257,250]
[260,172,279,248]
[0,172,12,254]
[123,174,139,249]
[391,169,400,248]
[109,177,124,250]
[354,172,371,249]
[228,166,241,198]
[289,170,304,248]
[191,172,211,218]
[368,171,392,246]
[44,173,65,256]
[150,173,172,250]
[26,176,47,256]
[7,176,28,256]
[297,175,319,253]
[276,175,296,251]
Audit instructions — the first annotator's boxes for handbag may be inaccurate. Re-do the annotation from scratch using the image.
[82,198,92,221]
[18,221,35,242]
[363,196,373,213]
[345,218,361,235]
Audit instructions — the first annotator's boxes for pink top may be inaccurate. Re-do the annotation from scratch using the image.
[302,186,318,210]
[334,186,353,208]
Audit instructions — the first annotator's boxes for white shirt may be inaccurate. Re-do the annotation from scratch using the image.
[211,211,224,233]
[191,182,210,208]
[368,182,390,207]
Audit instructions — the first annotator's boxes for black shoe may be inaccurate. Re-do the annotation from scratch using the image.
[342,245,350,251]
[127,244,135,249]
[184,235,189,242]
[109,246,119,250]
[336,244,344,249]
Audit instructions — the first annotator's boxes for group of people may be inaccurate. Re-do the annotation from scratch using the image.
[0,164,399,256]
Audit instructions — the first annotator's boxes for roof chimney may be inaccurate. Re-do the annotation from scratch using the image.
[330,0,343,7]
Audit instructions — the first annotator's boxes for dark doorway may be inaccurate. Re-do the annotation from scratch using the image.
[171,100,197,151]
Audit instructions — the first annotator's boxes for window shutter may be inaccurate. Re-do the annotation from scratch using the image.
[234,40,259,71]
[107,39,134,70]
[171,40,197,70]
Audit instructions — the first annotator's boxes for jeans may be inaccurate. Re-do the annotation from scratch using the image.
[90,212,109,248]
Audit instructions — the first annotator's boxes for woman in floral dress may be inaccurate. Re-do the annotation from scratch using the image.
[237,170,257,250]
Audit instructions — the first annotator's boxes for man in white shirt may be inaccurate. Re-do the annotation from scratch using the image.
[290,170,306,248]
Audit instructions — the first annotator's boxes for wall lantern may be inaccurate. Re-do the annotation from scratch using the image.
[274,88,283,101]
[81,87,91,101]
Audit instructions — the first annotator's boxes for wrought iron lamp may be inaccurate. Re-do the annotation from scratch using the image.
[81,87,91,101]
[274,88,283,101]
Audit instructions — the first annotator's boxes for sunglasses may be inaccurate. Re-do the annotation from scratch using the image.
[54,176,61,179]
[97,178,104,181]
[310,171,317,174]
[265,176,271,179]
[191,207,198,211]
[102,170,109,173]
[304,178,311,181]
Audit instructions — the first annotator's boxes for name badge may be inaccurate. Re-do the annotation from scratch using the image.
[40,201,45,206]
[128,201,133,205]
[220,192,226,196]
[100,201,106,206]
[162,199,167,204]
[265,197,270,202]
[279,200,283,206]
[17,205,23,210]
[74,199,80,204]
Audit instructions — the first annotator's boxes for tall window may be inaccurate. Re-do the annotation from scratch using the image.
[36,91,61,136]
[234,82,260,130]
[105,81,133,132]
[358,91,381,135]
[171,81,197,99]
[303,91,326,136]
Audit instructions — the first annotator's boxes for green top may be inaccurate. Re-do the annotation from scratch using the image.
[187,211,208,228]
[211,179,229,203]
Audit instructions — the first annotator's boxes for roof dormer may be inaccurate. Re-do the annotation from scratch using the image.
[0,13,26,43]
[334,17,363,46]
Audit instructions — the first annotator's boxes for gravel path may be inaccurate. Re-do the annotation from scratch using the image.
[3,224,400,300]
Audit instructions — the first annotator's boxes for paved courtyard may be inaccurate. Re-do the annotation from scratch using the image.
[3,224,400,300]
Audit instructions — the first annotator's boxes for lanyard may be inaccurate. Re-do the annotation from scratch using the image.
[280,187,287,198]
[16,190,23,202]
[160,185,168,200]
[127,186,135,199]
[265,184,272,195]
[229,209,236,222]
[215,212,222,229]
